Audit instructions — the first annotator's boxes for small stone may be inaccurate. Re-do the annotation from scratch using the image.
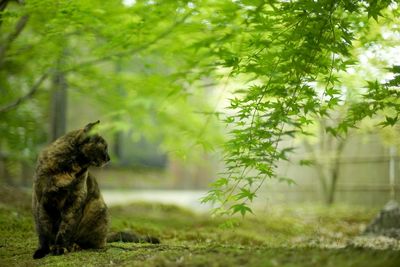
[363,200,400,239]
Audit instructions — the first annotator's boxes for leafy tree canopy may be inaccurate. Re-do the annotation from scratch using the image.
[0,0,399,215]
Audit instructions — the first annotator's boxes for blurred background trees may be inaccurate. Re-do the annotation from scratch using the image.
[0,0,399,214]
[0,0,224,186]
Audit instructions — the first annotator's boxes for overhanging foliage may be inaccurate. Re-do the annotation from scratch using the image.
[0,0,399,215]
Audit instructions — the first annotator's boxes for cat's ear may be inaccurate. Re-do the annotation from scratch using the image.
[83,120,100,133]
[76,120,100,145]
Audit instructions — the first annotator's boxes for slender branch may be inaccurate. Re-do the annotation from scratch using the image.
[216,14,308,209]
[0,10,193,113]
[220,15,311,210]
[64,10,194,73]
[303,138,329,195]
[0,71,49,113]
[0,0,26,26]
[220,59,282,209]
[319,4,337,104]
[327,136,347,203]
[0,14,29,67]
[0,0,10,13]
[240,3,337,209]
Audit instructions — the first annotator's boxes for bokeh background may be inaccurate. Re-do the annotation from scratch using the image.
[2,1,400,266]
[0,0,399,211]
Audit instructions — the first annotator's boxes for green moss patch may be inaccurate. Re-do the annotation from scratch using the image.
[1,187,399,267]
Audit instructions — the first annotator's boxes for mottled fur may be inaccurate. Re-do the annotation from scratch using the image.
[32,121,160,259]
[32,121,110,259]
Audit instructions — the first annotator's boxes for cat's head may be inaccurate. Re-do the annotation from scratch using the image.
[77,121,110,167]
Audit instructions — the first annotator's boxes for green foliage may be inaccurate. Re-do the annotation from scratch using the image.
[338,67,400,132]
[202,0,400,215]
[0,0,223,167]
[1,0,399,214]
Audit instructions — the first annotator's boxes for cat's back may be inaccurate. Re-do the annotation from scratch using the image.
[35,131,81,177]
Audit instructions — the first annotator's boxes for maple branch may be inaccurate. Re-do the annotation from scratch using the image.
[0,14,29,66]
[64,10,193,72]
[0,71,49,113]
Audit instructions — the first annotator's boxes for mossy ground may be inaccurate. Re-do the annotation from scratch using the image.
[1,186,400,267]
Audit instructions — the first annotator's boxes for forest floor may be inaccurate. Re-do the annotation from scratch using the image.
[1,185,400,267]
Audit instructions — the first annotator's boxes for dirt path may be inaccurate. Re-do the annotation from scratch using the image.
[102,190,211,212]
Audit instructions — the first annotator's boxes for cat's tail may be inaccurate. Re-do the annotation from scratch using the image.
[107,231,160,244]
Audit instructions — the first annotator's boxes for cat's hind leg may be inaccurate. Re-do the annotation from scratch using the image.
[75,198,109,249]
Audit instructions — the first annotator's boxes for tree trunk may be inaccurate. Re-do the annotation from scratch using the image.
[326,138,346,205]
[0,157,13,186]
[49,67,68,141]
[20,160,32,187]
[326,168,338,205]
[0,145,13,185]
[112,61,124,161]
[113,131,123,160]
[303,139,329,200]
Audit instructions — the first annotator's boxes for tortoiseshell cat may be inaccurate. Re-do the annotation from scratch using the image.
[32,121,158,259]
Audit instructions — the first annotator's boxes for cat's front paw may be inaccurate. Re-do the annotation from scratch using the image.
[50,245,67,256]
[33,247,50,259]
